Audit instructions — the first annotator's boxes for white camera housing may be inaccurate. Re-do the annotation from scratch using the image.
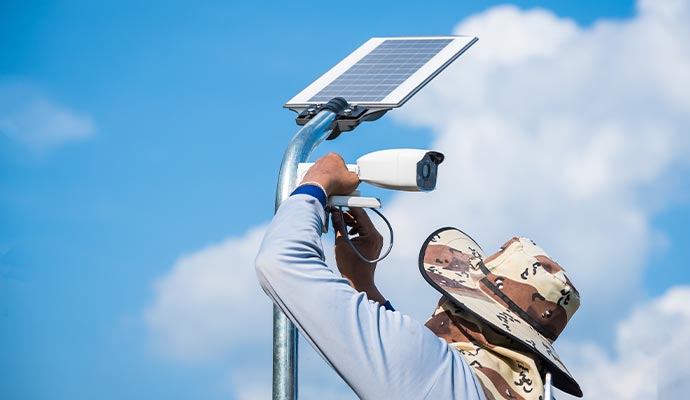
[297,149,444,208]
[355,149,444,191]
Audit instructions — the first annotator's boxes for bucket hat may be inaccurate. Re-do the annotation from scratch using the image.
[419,227,582,397]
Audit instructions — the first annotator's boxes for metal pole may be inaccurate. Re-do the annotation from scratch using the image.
[272,109,338,400]
[544,372,553,400]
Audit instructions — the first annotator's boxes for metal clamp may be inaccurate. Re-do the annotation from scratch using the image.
[294,98,388,140]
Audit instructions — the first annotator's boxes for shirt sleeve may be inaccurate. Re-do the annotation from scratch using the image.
[255,194,485,400]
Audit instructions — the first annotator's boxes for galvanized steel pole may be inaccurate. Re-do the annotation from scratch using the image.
[544,372,553,400]
[272,108,338,400]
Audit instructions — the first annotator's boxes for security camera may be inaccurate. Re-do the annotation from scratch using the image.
[298,149,444,208]
[355,149,444,192]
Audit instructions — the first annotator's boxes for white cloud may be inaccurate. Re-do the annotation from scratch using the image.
[228,368,272,400]
[230,335,358,400]
[0,81,95,151]
[557,286,690,399]
[143,226,271,362]
[383,1,690,337]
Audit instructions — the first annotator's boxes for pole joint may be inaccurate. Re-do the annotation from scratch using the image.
[294,97,387,140]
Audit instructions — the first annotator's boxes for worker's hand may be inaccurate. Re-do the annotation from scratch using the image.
[301,153,359,196]
[332,207,386,304]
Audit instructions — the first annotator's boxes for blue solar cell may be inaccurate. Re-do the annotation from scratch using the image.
[308,39,453,103]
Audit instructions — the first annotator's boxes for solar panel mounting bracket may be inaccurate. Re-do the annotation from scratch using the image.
[292,100,388,140]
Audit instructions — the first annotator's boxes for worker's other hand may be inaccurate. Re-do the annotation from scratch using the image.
[301,153,359,196]
[332,207,386,304]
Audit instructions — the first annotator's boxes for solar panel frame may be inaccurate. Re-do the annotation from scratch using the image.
[306,38,453,103]
[285,36,477,111]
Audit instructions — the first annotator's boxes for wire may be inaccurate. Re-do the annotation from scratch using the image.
[337,206,394,264]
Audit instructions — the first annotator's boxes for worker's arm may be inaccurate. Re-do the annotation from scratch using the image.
[255,153,485,400]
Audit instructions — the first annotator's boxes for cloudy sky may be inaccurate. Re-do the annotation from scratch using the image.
[2,1,689,399]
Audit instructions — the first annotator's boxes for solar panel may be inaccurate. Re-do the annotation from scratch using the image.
[285,36,477,112]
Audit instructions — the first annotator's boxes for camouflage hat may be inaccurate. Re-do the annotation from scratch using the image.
[419,227,582,397]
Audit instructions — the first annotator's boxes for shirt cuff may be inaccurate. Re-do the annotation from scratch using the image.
[291,184,327,208]
[383,300,395,312]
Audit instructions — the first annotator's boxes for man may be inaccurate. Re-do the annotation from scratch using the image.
[256,153,582,399]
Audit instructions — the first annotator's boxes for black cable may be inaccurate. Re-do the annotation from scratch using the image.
[337,206,394,264]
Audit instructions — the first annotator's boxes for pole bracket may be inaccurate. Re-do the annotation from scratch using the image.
[294,97,388,140]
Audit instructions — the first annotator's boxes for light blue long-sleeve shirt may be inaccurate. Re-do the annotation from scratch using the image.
[255,193,486,400]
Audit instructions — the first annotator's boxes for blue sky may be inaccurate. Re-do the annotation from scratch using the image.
[3,1,690,399]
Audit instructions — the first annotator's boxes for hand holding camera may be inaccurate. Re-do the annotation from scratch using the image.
[299,149,444,265]
[300,152,360,196]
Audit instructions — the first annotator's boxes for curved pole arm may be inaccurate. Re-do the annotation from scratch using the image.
[272,109,337,400]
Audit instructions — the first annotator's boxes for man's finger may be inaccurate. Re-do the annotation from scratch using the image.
[347,207,374,227]
[342,211,356,225]
[334,210,355,228]
[331,209,348,236]
[348,207,367,219]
